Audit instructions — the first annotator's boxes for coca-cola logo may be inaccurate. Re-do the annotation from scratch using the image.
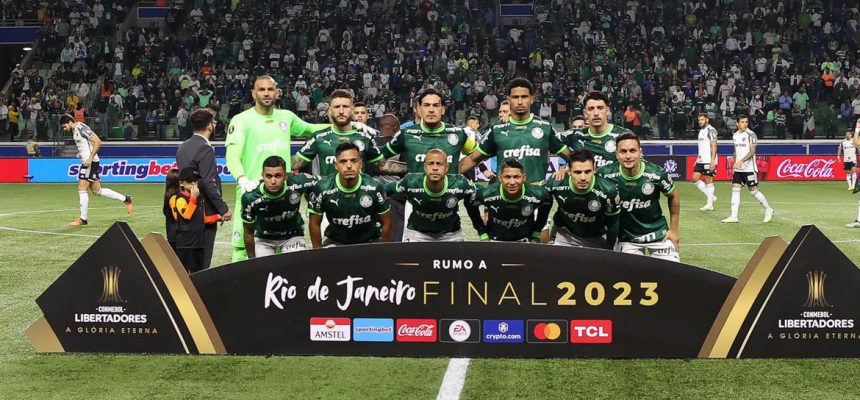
[776,158,836,179]
[396,319,437,342]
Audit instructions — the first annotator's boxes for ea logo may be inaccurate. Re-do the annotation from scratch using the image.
[448,320,471,342]
[642,183,655,195]
[604,140,616,153]
[531,127,544,139]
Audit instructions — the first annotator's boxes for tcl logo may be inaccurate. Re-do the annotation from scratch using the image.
[396,319,437,342]
[570,320,612,344]
[775,158,836,179]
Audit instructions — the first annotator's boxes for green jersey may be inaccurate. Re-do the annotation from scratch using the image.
[225,107,327,181]
[381,122,477,173]
[561,124,631,169]
[296,127,383,177]
[240,173,318,240]
[474,182,552,241]
[543,175,620,238]
[309,173,391,244]
[477,114,568,184]
[599,161,675,243]
[385,173,477,234]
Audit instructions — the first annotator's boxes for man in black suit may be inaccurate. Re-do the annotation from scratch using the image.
[176,109,232,268]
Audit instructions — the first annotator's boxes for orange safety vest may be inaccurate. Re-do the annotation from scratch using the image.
[74,108,86,122]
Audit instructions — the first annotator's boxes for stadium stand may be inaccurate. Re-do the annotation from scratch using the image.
[1,0,860,143]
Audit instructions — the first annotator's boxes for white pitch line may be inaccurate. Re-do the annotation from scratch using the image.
[0,205,161,217]
[0,226,101,238]
[437,358,470,400]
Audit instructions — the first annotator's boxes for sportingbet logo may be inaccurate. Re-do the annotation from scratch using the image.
[415,154,454,164]
[331,214,372,228]
[502,145,541,159]
[570,320,612,344]
[776,158,835,179]
[67,160,231,180]
[309,318,351,341]
[620,199,651,212]
[396,319,437,342]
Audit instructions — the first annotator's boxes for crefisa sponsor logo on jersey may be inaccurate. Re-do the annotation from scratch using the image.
[768,270,857,341]
[775,157,836,179]
[70,266,156,336]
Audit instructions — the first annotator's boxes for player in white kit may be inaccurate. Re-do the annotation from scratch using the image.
[61,114,133,226]
[722,115,773,223]
[838,130,857,191]
[692,114,718,211]
[844,121,860,228]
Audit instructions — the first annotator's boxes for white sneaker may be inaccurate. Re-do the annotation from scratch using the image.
[763,208,774,223]
[699,204,714,211]
[721,216,739,223]
[847,221,860,228]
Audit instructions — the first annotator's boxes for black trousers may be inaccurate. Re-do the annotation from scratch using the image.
[177,248,205,273]
[202,223,217,269]
[389,198,405,243]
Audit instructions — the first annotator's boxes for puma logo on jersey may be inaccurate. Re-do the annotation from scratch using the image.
[488,205,500,213]
[498,130,509,136]
[329,199,339,207]
[502,145,541,159]
[413,198,423,206]
[323,140,332,146]
[558,195,567,203]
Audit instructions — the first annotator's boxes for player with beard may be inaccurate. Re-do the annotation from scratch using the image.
[560,91,632,170]
[473,158,552,242]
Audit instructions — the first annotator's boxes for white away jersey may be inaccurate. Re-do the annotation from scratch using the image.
[841,139,857,163]
[732,129,757,172]
[696,124,718,164]
[72,122,99,162]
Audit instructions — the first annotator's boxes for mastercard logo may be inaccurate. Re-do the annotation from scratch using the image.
[533,323,562,340]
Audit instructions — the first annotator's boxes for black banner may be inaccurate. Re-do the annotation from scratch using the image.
[647,155,688,180]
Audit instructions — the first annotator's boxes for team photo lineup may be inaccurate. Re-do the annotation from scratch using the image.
[8,0,860,397]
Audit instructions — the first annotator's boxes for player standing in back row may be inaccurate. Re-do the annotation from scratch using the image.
[61,114,133,226]
[561,91,631,170]
[721,115,774,223]
[693,114,718,211]
[838,130,857,191]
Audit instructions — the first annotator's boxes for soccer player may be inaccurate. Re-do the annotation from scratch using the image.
[61,114,132,226]
[544,149,620,249]
[308,142,392,247]
[459,78,572,182]
[722,115,774,223]
[382,88,478,173]
[561,91,632,170]
[600,133,680,262]
[693,114,718,211]
[386,149,483,242]
[225,75,330,261]
[571,115,586,130]
[497,100,511,123]
[838,130,857,190]
[241,156,317,258]
[292,90,403,178]
[352,102,369,125]
[473,158,552,242]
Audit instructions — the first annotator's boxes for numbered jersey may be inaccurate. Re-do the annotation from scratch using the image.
[732,129,758,172]
[841,139,857,163]
[309,173,390,244]
[72,122,99,162]
[697,124,718,164]
[599,161,675,243]
[475,182,551,241]
[543,175,620,238]
[240,173,318,240]
[561,124,631,169]
[478,114,567,184]
[296,128,383,177]
[385,173,476,234]
[382,122,476,173]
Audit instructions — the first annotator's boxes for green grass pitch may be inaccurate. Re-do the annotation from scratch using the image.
[2,181,860,398]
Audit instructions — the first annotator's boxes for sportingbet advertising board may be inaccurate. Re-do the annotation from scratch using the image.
[26,158,235,183]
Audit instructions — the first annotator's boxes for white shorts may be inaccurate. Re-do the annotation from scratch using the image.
[403,202,413,241]
[617,240,680,262]
[403,227,465,242]
[550,226,607,248]
[255,236,307,257]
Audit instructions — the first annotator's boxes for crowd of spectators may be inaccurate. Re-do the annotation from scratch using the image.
[3,0,860,142]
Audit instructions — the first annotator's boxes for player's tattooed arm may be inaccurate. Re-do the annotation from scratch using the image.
[243,223,256,258]
[465,201,486,240]
[458,151,488,174]
[291,154,308,169]
[376,159,407,174]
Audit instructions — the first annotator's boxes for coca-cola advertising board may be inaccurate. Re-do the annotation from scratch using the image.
[686,155,844,181]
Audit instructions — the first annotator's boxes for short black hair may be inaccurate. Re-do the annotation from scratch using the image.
[569,149,595,165]
[331,89,354,101]
[263,155,286,170]
[500,158,525,173]
[736,114,749,122]
[353,101,367,109]
[189,109,215,132]
[416,88,445,104]
[583,91,610,108]
[466,115,480,122]
[59,114,75,125]
[572,115,585,123]
[506,78,534,95]
[335,141,360,157]
[616,132,641,147]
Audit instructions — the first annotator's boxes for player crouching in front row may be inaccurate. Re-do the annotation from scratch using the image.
[473,158,552,243]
